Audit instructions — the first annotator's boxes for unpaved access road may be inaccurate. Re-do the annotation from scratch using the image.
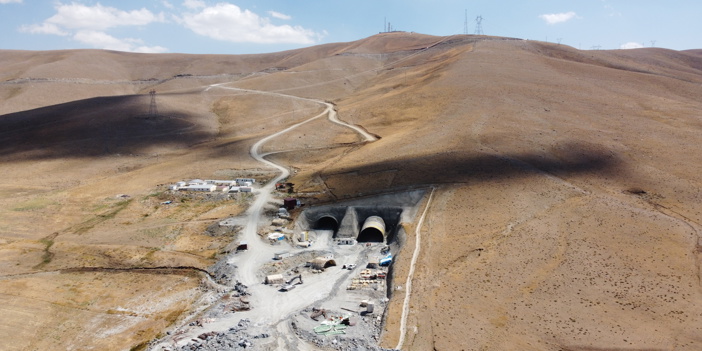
[154,83,376,350]
[395,187,434,350]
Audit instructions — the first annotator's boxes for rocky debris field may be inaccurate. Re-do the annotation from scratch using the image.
[169,319,269,351]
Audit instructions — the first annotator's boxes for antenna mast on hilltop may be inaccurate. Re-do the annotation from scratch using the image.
[474,15,484,35]
[464,10,468,35]
[149,89,158,116]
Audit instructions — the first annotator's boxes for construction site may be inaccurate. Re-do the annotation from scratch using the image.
[150,188,426,350]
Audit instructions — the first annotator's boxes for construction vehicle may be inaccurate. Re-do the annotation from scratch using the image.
[280,274,303,291]
[310,308,327,321]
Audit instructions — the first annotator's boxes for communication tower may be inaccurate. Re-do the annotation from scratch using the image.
[149,89,158,116]
[474,15,484,35]
[464,10,468,35]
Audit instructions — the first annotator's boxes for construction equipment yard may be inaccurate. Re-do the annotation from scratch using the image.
[152,194,428,351]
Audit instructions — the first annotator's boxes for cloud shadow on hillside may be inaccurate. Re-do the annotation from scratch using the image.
[321,143,622,195]
[0,94,212,160]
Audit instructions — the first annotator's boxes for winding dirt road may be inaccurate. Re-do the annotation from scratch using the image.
[209,84,376,288]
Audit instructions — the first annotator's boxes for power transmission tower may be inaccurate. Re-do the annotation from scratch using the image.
[464,10,468,35]
[149,89,158,116]
[474,15,484,35]
[650,40,656,47]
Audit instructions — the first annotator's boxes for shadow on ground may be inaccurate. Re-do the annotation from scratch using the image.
[321,143,621,196]
[0,94,212,160]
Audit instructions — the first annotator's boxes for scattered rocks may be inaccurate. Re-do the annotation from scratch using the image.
[204,222,240,237]
[174,319,260,351]
[232,281,249,296]
[208,259,237,285]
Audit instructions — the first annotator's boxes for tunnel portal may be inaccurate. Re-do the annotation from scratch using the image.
[315,216,339,231]
[303,206,402,244]
[358,216,386,242]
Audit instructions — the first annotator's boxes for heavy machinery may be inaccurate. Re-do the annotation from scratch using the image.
[280,274,303,291]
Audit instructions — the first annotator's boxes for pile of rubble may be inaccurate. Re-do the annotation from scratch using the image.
[170,319,268,351]
[290,319,394,351]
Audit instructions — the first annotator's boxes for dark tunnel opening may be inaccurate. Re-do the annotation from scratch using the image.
[357,228,384,243]
[314,216,339,231]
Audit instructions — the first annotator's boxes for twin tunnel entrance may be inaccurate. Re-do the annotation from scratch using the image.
[308,207,402,244]
[314,215,386,242]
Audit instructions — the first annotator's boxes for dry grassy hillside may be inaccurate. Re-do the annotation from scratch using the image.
[0,32,701,350]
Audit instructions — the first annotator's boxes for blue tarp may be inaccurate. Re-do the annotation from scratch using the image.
[379,253,393,266]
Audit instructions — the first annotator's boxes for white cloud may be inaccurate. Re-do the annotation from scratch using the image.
[620,42,644,50]
[0,0,22,4]
[19,3,168,53]
[162,0,175,9]
[183,0,205,9]
[39,3,164,31]
[539,11,578,25]
[73,30,168,53]
[19,22,68,36]
[181,3,322,44]
[268,11,291,20]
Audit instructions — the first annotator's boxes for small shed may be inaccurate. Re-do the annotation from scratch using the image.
[274,251,290,260]
[236,178,256,185]
[311,257,337,270]
[265,274,284,285]
[283,197,297,210]
[268,233,285,241]
[337,238,355,245]
[181,184,216,192]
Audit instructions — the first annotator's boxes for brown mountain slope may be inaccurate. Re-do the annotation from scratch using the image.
[258,35,702,350]
[0,32,700,350]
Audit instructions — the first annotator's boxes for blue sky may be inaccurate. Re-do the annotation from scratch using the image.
[0,0,700,54]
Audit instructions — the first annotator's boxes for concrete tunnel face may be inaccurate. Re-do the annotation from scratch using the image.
[358,216,386,243]
[314,215,339,231]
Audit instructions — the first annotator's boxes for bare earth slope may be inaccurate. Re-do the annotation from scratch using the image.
[0,32,701,350]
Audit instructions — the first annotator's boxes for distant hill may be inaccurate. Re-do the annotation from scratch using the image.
[1,32,701,351]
